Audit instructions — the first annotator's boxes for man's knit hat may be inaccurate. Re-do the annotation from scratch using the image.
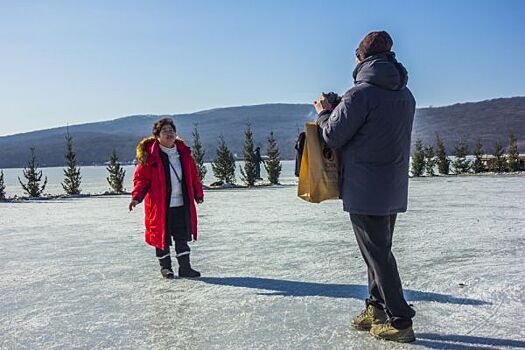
[356,31,393,61]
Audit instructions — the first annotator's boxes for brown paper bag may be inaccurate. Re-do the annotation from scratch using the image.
[297,122,339,203]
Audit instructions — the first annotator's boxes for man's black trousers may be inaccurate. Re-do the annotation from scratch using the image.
[350,213,415,329]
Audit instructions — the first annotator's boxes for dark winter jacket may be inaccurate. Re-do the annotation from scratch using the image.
[317,52,415,215]
[131,137,204,250]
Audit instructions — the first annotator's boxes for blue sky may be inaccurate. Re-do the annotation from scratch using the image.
[1,0,524,136]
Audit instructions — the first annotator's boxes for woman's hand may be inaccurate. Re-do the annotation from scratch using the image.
[196,198,204,204]
[129,199,140,211]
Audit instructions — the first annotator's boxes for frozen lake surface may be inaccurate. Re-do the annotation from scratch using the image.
[1,175,524,349]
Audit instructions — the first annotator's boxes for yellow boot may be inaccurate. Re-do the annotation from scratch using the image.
[370,322,416,343]
[351,305,387,331]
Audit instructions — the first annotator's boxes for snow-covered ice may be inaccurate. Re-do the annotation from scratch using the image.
[1,175,524,349]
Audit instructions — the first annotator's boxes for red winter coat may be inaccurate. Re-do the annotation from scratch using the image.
[132,137,204,250]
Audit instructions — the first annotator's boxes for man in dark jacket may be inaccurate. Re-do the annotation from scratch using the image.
[315,31,416,343]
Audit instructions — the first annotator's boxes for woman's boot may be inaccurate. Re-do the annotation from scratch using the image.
[157,251,175,279]
[176,251,201,278]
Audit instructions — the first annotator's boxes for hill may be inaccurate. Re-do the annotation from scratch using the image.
[0,104,314,168]
[0,97,523,168]
[413,97,525,155]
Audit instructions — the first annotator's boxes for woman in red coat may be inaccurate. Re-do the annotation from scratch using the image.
[129,118,204,279]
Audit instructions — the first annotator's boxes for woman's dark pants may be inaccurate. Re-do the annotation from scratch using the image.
[155,206,191,270]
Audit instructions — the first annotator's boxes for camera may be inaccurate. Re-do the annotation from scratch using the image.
[322,92,342,108]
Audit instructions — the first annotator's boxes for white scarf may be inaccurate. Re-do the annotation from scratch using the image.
[159,144,184,207]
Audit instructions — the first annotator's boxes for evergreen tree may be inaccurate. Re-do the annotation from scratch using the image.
[239,123,257,186]
[211,136,236,185]
[490,141,506,172]
[61,131,82,195]
[472,138,485,173]
[106,149,126,193]
[452,136,471,174]
[507,131,520,172]
[0,170,6,200]
[423,144,436,176]
[435,132,450,175]
[18,147,48,197]
[265,131,282,184]
[192,124,207,182]
[410,138,424,177]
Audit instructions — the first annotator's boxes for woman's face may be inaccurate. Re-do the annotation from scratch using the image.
[157,124,177,148]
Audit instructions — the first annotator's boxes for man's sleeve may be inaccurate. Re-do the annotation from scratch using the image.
[316,90,368,149]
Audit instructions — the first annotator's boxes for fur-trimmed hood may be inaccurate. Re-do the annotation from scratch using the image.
[135,136,189,165]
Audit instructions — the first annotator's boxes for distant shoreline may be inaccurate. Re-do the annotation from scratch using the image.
[1,173,524,202]
[0,183,298,202]
[0,159,297,170]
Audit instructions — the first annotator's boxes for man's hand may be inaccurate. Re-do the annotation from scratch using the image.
[313,94,332,114]
[128,199,139,211]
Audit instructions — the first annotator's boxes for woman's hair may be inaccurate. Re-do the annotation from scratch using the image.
[152,118,177,136]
